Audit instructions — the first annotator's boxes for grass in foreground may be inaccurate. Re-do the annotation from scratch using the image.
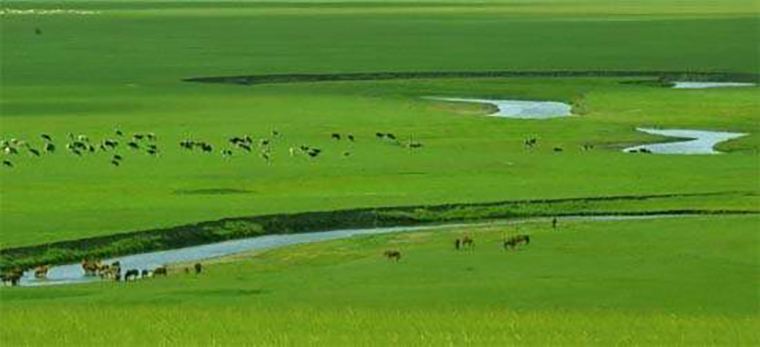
[1,216,757,345]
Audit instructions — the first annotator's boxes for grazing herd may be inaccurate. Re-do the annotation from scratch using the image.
[384,219,552,262]
[3,218,558,286]
[78,259,191,282]
[0,259,203,287]
[1,128,426,169]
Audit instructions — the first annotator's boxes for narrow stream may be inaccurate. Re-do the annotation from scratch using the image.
[672,82,755,89]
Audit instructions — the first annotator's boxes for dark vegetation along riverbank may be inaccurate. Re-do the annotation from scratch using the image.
[184,70,760,86]
[2,191,757,271]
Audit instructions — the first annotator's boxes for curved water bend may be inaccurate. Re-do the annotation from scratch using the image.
[624,128,747,155]
[672,82,755,89]
[427,97,572,119]
[16,215,691,287]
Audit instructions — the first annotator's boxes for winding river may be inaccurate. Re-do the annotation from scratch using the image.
[427,97,572,119]
[624,128,747,155]
[15,215,692,287]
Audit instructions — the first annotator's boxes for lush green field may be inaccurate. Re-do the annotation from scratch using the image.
[2,1,759,247]
[1,1,759,344]
[1,216,758,344]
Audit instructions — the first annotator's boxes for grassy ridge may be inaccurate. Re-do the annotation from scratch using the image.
[1,216,757,344]
[186,70,760,85]
[2,190,757,270]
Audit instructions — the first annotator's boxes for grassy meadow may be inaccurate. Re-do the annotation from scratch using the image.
[1,216,758,344]
[1,0,759,345]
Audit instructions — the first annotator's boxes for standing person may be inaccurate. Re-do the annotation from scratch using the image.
[552,217,558,229]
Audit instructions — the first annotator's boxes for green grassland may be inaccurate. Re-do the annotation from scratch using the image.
[1,216,758,344]
[2,1,759,249]
[1,76,759,248]
[1,1,759,344]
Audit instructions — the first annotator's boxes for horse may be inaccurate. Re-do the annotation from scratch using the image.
[383,250,402,261]
[82,259,102,276]
[504,235,531,250]
[153,266,168,276]
[461,235,474,249]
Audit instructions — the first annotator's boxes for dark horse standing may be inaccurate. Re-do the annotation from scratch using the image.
[383,250,402,261]
[504,235,531,250]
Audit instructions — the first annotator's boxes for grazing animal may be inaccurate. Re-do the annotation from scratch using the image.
[289,147,296,157]
[454,238,461,250]
[1,268,23,286]
[34,265,49,279]
[81,259,101,276]
[239,143,251,152]
[376,132,385,138]
[127,141,139,150]
[124,269,140,281]
[461,236,474,249]
[553,147,563,152]
[115,129,124,137]
[194,263,202,274]
[41,134,52,142]
[141,269,151,278]
[331,133,341,140]
[35,27,42,35]
[45,143,55,153]
[383,250,402,261]
[133,134,145,141]
[112,154,123,161]
[504,235,531,250]
[347,134,355,142]
[2,160,12,168]
[201,144,213,153]
[222,149,233,157]
[29,148,41,156]
[386,133,397,140]
[153,266,168,276]
[104,139,119,148]
[110,160,120,166]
